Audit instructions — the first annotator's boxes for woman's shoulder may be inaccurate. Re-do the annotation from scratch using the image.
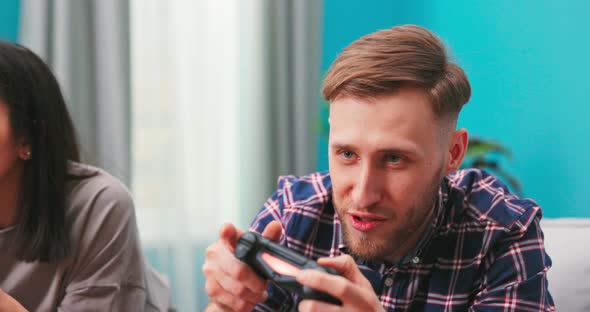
[62,163,146,299]
[65,162,135,223]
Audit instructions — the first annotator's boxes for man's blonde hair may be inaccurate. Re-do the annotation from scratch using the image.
[322,25,471,120]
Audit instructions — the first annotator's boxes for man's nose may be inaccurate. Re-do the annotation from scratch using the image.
[351,163,382,209]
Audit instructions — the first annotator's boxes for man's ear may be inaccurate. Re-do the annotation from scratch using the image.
[445,128,468,174]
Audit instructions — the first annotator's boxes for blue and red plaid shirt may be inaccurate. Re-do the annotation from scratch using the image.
[250,169,554,311]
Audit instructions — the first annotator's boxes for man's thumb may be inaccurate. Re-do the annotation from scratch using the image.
[318,255,364,283]
[261,221,282,243]
[219,223,242,251]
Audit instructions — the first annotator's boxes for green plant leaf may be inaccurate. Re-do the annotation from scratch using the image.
[466,138,512,160]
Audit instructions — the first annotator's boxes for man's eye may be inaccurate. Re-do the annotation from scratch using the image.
[385,154,401,163]
[341,151,356,160]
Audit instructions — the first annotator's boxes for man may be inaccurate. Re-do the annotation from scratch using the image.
[202,25,554,311]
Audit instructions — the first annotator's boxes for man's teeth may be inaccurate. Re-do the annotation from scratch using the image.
[357,216,377,221]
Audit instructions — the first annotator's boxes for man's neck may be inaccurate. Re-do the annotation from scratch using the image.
[384,201,437,263]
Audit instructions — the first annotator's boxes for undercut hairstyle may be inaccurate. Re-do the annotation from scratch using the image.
[322,25,471,121]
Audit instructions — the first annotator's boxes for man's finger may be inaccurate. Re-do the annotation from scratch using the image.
[212,252,267,294]
[217,273,268,304]
[206,278,255,311]
[211,290,255,312]
[205,258,267,303]
[202,248,267,294]
[261,221,282,242]
[219,223,243,251]
[204,302,233,312]
[298,299,340,312]
[317,255,373,289]
[296,267,374,306]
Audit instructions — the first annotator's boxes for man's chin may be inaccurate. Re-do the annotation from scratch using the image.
[345,234,392,261]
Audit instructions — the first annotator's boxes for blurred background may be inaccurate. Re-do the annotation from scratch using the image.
[1,0,589,310]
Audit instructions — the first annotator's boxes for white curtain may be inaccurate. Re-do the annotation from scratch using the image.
[131,1,241,310]
[132,1,322,310]
[19,0,132,184]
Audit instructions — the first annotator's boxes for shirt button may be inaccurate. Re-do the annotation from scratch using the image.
[412,256,421,264]
[384,277,394,287]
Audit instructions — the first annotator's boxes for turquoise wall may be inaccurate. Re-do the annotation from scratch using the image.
[319,0,590,218]
[0,0,19,42]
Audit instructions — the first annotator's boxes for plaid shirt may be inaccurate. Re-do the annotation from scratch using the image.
[250,169,554,312]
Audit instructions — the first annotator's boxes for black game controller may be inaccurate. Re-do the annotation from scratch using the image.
[234,231,342,305]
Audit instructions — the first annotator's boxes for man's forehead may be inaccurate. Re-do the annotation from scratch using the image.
[327,90,447,154]
[329,91,435,123]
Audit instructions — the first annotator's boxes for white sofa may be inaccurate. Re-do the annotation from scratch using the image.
[542,218,590,311]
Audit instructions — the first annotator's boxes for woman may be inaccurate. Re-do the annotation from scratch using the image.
[0,42,170,311]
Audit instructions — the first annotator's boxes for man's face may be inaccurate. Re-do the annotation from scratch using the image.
[328,87,449,262]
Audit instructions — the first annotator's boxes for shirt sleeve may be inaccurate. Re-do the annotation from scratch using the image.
[58,178,148,312]
[469,212,555,311]
[249,179,296,311]
[249,177,287,234]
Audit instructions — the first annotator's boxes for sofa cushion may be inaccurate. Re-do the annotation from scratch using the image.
[542,218,590,311]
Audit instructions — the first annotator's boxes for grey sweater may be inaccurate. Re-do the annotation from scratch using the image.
[0,162,171,311]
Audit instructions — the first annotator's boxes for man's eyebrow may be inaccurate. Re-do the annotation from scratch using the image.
[329,143,354,150]
[329,142,420,156]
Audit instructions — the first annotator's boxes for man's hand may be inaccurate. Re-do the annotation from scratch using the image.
[202,221,282,312]
[0,289,27,312]
[296,255,384,312]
